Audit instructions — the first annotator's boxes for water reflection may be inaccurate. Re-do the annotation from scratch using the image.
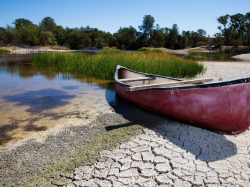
[0,53,116,146]
[3,89,77,113]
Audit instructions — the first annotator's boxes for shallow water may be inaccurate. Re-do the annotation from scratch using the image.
[0,53,116,147]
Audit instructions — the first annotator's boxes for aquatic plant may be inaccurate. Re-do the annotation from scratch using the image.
[33,52,205,79]
[0,49,11,53]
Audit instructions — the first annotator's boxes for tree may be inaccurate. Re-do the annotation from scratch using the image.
[230,13,246,36]
[95,38,104,49]
[149,25,165,47]
[138,15,155,46]
[165,24,179,48]
[39,17,57,32]
[20,24,39,45]
[114,26,137,49]
[12,18,33,29]
[217,14,231,45]
[0,27,6,41]
[190,31,199,47]
[197,29,207,37]
[244,12,250,45]
[54,26,66,45]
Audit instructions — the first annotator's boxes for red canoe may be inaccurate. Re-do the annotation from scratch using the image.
[115,65,250,135]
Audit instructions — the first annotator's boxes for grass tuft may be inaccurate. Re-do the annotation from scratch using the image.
[33,52,205,79]
[0,49,11,53]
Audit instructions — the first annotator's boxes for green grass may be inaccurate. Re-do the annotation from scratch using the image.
[0,49,11,53]
[33,52,205,79]
[137,48,162,53]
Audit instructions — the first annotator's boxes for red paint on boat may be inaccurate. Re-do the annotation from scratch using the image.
[115,67,250,135]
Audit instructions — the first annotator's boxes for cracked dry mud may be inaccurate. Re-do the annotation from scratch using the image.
[62,123,250,187]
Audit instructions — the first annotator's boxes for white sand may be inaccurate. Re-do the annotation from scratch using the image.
[196,61,250,81]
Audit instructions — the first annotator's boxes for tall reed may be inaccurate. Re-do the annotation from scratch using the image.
[33,52,205,80]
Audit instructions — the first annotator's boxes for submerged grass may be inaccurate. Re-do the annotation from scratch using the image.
[33,52,205,79]
[0,49,11,53]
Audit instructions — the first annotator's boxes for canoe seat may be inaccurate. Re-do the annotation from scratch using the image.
[118,76,154,82]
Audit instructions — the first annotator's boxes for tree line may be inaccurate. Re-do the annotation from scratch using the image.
[0,14,249,50]
[216,12,250,47]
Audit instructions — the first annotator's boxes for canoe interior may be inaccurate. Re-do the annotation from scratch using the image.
[117,68,199,87]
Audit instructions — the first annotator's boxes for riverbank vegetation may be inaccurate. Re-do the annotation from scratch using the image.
[33,52,204,79]
[0,49,11,53]
[1,12,249,51]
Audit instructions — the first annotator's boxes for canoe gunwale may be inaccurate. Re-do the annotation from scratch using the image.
[115,65,250,90]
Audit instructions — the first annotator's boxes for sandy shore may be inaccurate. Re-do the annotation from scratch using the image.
[1,60,250,186]
[196,61,250,81]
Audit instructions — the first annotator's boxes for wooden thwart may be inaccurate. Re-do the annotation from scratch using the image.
[126,78,213,91]
[118,76,154,82]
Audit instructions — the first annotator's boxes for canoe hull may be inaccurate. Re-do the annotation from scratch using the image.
[116,80,250,135]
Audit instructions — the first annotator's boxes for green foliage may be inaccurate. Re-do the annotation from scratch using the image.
[39,30,55,45]
[39,17,57,32]
[138,15,155,36]
[114,26,137,49]
[12,18,33,29]
[0,49,11,53]
[20,24,39,45]
[95,38,104,49]
[33,52,204,79]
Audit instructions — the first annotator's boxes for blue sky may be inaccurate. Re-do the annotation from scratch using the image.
[0,0,249,36]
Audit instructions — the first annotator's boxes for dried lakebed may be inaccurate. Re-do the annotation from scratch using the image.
[1,61,250,186]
